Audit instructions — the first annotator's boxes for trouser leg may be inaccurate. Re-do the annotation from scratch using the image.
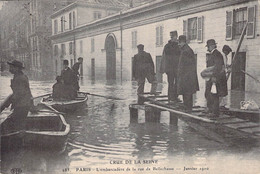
[11,107,30,131]
[137,78,145,94]
[167,73,174,100]
[147,74,157,94]
[211,94,219,116]
[183,94,193,112]
[205,81,213,112]
[173,72,178,100]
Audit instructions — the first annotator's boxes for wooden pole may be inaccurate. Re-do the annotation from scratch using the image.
[226,22,248,81]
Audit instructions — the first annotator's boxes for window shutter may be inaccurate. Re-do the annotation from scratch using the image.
[183,20,188,38]
[156,27,159,46]
[226,10,233,40]
[246,6,256,38]
[197,16,203,43]
[160,26,163,46]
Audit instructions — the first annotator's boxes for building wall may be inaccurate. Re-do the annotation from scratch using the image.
[52,0,260,93]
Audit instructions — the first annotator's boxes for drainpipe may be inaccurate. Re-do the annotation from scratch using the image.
[120,11,123,85]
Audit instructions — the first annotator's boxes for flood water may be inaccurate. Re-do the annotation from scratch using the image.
[0,75,260,174]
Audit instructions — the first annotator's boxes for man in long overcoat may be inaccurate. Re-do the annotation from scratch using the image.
[177,35,199,112]
[7,60,33,131]
[160,31,181,102]
[133,44,157,98]
[72,57,83,91]
[205,39,228,117]
[61,60,78,99]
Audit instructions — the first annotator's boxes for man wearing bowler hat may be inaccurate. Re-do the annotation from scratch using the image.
[133,44,157,103]
[177,35,199,112]
[6,60,33,131]
[205,39,228,117]
[160,30,181,103]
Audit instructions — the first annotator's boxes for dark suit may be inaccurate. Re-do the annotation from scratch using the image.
[72,62,81,91]
[61,67,78,99]
[205,49,228,115]
[160,40,181,101]
[177,44,199,111]
[133,51,157,95]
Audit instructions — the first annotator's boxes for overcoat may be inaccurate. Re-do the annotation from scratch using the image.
[177,44,199,95]
[206,49,228,97]
[10,71,32,109]
[160,40,181,74]
[133,51,155,79]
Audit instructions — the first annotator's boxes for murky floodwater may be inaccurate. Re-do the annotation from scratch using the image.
[0,75,260,174]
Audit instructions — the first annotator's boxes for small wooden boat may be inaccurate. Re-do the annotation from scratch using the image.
[41,92,88,112]
[137,93,260,145]
[1,104,70,153]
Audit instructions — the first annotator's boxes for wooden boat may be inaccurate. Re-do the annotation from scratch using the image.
[137,93,260,145]
[41,92,88,112]
[0,104,70,153]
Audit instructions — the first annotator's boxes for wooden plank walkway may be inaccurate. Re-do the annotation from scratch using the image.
[129,93,260,143]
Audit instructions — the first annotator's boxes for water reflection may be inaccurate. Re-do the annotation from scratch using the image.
[0,76,260,173]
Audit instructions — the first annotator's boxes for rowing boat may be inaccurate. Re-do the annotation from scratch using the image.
[1,104,70,153]
[41,92,88,112]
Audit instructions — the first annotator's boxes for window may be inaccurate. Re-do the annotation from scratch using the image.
[94,11,102,20]
[156,26,163,46]
[183,16,203,42]
[69,12,72,30]
[91,38,95,52]
[132,31,137,48]
[188,17,197,40]
[226,6,256,40]
[80,40,83,53]
[54,45,58,56]
[234,8,247,36]
[61,16,64,32]
[61,44,66,56]
[69,42,73,55]
[54,20,58,34]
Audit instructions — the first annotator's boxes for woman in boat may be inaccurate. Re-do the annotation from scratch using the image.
[6,60,33,131]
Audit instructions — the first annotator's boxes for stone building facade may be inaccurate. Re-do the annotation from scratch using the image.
[51,0,259,94]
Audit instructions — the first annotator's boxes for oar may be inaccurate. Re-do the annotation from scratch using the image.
[0,94,12,113]
[32,93,52,100]
[83,92,123,100]
[241,70,260,84]
[31,110,66,115]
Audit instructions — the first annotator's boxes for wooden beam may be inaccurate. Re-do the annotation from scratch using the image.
[145,103,215,123]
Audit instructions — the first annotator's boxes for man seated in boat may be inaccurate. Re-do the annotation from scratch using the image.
[52,76,65,100]
[4,60,33,131]
[61,60,78,99]
[72,57,83,91]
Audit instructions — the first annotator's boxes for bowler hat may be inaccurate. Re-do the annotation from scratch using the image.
[170,30,178,36]
[7,60,24,69]
[137,44,144,49]
[206,39,217,47]
[178,35,186,43]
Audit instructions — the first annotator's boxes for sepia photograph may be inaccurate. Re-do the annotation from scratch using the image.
[0,0,259,173]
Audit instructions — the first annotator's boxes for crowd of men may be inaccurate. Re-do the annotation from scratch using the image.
[133,31,232,117]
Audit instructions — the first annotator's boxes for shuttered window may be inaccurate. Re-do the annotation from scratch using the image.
[197,16,203,43]
[183,20,187,38]
[247,6,256,38]
[188,17,197,40]
[226,6,256,40]
[226,10,233,40]
[91,38,95,52]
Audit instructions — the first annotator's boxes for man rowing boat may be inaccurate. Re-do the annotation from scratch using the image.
[2,60,33,131]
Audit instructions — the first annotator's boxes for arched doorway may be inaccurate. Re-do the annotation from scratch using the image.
[105,35,116,80]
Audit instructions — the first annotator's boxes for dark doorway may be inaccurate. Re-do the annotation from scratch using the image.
[105,36,116,80]
[231,52,246,91]
[156,56,163,83]
[91,58,95,80]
